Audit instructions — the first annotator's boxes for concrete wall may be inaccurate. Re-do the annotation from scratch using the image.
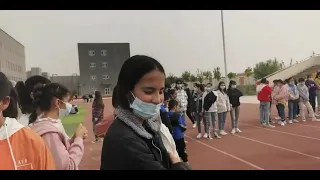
[0,28,26,81]
[30,67,42,76]
[77,43,130,96]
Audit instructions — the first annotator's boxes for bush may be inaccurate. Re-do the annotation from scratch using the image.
[237,85,256,96]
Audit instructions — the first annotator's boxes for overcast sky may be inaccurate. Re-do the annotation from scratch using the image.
[1,10,320,77]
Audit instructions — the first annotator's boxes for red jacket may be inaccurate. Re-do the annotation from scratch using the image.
[257,84,272,102]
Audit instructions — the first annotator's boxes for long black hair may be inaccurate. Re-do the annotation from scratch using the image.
[94,91,104,109]
[112,55,165,109]
[217,81,227,93]
[29,83,70,124]
[0,72,19,119]
[227,80,237,91]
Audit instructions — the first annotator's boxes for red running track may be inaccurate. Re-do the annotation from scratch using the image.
[75,98,320,170]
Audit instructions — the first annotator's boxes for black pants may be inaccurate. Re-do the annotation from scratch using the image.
[174,138,188,162]
[297,103,300,115]
[309,95,316,112]
[277,103,285,121]
[186,107,195,124]
[276,104,281,116]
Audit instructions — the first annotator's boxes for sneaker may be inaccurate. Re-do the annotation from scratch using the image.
[302,118,306,122]
[293,119,299,123]
[297,114,300,117]
[196,133,202,139]
[213,132,221,139]
[236,128,242,133]
[280,121,285,126]
[208,134,213,140]
[203,133,208,138]
[220,130,228,136]
[288,120,293,124]
[231,128,236,134]
[312,118,320,121]
[275,116,281,120]
[261,123,267,127]
[267,124,275,128]
[184,140,188,144]
[192,123,197,128]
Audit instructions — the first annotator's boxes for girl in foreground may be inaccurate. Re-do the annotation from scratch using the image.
[15,76,51,126]
[100,55,190,170]
[0,72,55,170]
[30,83,87,170]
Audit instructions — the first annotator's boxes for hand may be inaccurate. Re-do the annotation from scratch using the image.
[83,130,89,140]
[169,152,181,164]
[75,123,87,139]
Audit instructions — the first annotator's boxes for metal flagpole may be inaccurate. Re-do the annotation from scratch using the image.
[221,10,228,83]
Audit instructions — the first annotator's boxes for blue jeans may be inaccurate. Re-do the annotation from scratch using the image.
[218,112,227,131]
[288,100,298,120]
[277,103,285,121]
[259,102,270,125]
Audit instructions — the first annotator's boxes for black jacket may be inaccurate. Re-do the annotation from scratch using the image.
[160,110,173,133]
[190,92,203,113]
[100,117,190,170]
[203,91,217,111]
[227,88,243,107]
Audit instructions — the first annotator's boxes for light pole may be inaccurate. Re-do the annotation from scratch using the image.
[221,10,228,83]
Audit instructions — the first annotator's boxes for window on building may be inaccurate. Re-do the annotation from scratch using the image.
[101,50,107,56]
[90,75,96,81]
[105,88,111,95]
[88,50,95,56]
[102,74,109,80]
[91,87,97,93]
[102,62,108,68]
[89,62,96,68]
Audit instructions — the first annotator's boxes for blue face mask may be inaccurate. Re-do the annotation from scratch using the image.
[130,93,161,120]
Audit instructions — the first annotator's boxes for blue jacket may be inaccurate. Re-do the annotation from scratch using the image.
[160,104,173,133]
[168,111,186,140]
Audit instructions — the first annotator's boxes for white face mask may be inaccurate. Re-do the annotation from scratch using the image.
[205,87,212,92]
[231,85,236,88]
[220,85,226,89]
[130,92,161,120]
[177,84,183,88]
[299,82,305,86]
[309,78,313,81]
[59,101,72,118]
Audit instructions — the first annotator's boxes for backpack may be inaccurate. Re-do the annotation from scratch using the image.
[203,91,217,111]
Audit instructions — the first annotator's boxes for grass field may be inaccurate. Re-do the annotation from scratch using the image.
[61,105,86,136]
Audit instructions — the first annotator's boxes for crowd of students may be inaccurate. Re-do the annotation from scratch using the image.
[257,74,320,128]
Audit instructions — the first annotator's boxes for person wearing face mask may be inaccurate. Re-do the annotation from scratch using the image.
[314,72,320,113]
[185,87,196,128]
[216,82,231,136]
[29,83,88,170]
[227,80,243,134]
[272,79,289,126]
[257,78,274,128]
[100,55,190,170]
[175,80,189,126]
[305,75,318,116]
[191,83,205,138]
[202,83,219,139]
[0,72,55,170]
[287,77,300,124]
[297,78,320,122]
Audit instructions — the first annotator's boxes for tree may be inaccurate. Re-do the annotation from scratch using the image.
[203,70,213,82]
[165,73,178,86]
[181,71,191,82]
[196,69,204,83]
[227,72,236,80]
[253,59,282,80]
[244,67,253,77]
[213,67,221,82]
[190,74,197,82]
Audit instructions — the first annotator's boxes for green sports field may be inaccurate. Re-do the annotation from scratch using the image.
[61,105,87,136]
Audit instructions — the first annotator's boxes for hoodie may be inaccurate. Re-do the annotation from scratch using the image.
[287,84,299,100]
[297,84,309,102]
[272,85,289,104]
[0,117,55,170]
[257,84,272,102]
[30,118,84,170]
[305,80,317,96]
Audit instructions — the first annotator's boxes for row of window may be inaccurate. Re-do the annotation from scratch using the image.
[89,87,111,95]
[88,50,107,56]
[89,62,108,68]
[90,74,110,80]
[6,60,23,73]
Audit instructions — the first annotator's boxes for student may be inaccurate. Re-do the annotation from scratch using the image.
[227,80,243,134]
[271,79,281,121]
[92,90,104,143]
[297,78,319,122]
[168,99,188,163]
[192,83,205,138]
[202,82,219,139]
[257,78,274,128]
[175,80,189,125]
[272,79,289,126]
[185,87,196,128]
[294,79,300,117]
[315,72,320,112]
[287,77,299,124]
[29,83,87,170]
[0,72,55,170]
[216,81,231,135]
[305,75,318,115]
[100,55,190,170]
[160,93,173,133]
[15,76,51,126]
